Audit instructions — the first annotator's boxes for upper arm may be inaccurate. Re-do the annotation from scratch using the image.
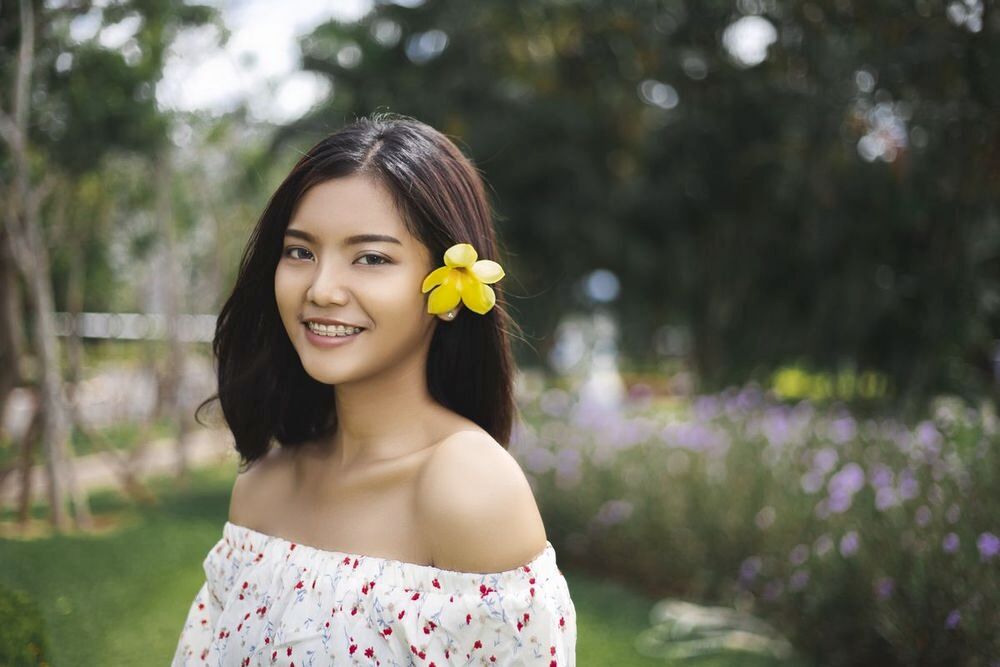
[227,468,252,526]
[415,431,548,573]
[228,447,282,526]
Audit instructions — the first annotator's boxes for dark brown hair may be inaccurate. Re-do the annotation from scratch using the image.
[195,112,520,471]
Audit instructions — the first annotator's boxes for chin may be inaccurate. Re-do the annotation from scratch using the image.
[299,361,359,386]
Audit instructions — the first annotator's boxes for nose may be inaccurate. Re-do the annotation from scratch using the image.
[305,260,350,306]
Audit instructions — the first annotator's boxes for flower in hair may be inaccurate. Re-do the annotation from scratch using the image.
[421,243,505,315]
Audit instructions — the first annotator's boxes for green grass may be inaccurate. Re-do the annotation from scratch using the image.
[0,416,177,468]
[567,570,803,667]
[0,464,234,666]
[67,417,177,457]
[0,463,802,666]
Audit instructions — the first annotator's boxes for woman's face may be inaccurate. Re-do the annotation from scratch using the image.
[274,174,441,386]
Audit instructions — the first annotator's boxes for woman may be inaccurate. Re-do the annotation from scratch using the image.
[172,113,577,665]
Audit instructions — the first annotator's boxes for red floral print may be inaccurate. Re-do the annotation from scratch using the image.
[171,521,576,665]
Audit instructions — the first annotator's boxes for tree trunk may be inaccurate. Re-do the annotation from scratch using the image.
[24,215,76,531]
[0,0,92,532]
[0,222,26,419]
[64,185,85,397]
[16,390,42,528]
[153,149,191,479]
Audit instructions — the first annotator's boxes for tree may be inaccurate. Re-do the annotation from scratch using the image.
[272,0,999,413]
[0,0,219,530]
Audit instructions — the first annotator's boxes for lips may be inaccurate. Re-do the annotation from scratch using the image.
[302,322,365,348]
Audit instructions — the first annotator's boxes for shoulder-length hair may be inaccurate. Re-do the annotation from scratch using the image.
[196,113,521,471]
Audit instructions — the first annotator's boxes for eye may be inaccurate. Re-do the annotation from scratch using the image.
[283,246,313,261]
[357,253,390,266]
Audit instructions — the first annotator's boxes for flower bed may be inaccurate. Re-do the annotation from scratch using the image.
[513,380,999,666]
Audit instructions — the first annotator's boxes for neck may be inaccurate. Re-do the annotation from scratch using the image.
[325,345,442,469]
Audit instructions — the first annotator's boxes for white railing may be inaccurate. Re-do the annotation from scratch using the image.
[53,312,217,342]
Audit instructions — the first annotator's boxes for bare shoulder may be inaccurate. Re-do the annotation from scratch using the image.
[228,445,289,527]
[415,430,548,573]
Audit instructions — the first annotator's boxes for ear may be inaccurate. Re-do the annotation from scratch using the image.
[435,304,462,321]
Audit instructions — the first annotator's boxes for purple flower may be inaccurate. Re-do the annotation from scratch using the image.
[788,569,810,592]
[840,530,860,557]
[897,468,920,501]
[593,499,634,527]
[609,416,656,447]
[555,448,581,476]
[915,420,942,451]
[735,384,764,411]
[875,486,898,512]
[869,463,894,490]
[813,447,839,474]
[539,388,572,417]
[828,463,865,496]
[946,503,961,524]
[789,544,809,566]
[942,533,960,554]
[762,579,784,601]
[801,470,825,494]
[874,576,894,600]
[826,463,865,514]
[739,556,763,583]
[554,449,582,489]
[914,505,932,527]
[891,429,912,453]
[693,395,721,421]
[523,446,556,474]
[755,506,776,530]
[829,415,857,444]
[791,400,816,423]
[813,534,834,557]
[761,408,793,447]
[945,609,961,629]
[977,532,999,561]
[660,422,729,453]
[827,489,854,514]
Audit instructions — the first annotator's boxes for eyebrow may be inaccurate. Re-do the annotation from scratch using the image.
[284,228,403,246]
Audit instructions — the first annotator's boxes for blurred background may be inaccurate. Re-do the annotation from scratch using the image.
[1,0,998,665]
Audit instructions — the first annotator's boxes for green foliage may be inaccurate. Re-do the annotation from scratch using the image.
[7,0,997,406]
[0,582,50,666]
[517,382,1000,665]
[0,465,234,666]
[274,0,1000,409]
[1,0,223,318]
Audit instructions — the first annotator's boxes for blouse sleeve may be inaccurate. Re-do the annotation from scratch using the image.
[375,571,577,666]
[171,541,236,665]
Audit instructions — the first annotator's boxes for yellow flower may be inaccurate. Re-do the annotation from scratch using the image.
[421,243,505,315]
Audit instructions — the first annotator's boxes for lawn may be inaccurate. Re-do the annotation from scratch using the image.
[1,462,793,666]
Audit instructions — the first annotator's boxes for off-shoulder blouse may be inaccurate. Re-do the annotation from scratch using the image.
[172,521,577,666]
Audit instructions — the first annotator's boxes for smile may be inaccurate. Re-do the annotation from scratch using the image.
[303,323,365,348]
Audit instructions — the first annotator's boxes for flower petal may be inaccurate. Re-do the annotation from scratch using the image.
[444,243,477,268]
[461,279,496,314]
[470,260,504,284]
[427,283,461,314]
[421,266,452,293]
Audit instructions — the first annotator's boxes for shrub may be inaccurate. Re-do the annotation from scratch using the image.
[514,382,999,665]
[0,582,50,666]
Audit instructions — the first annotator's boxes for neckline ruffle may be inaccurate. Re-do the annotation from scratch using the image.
[222,520,561,594]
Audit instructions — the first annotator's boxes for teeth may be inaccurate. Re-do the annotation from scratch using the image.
[307,322,363,337]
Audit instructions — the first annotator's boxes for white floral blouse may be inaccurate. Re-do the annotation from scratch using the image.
[172,521,577,666]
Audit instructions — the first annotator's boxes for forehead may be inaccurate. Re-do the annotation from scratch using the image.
[288,175,411,242]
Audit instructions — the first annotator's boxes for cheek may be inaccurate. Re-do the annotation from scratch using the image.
[365,281,429,329]
[274,269,301,315]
